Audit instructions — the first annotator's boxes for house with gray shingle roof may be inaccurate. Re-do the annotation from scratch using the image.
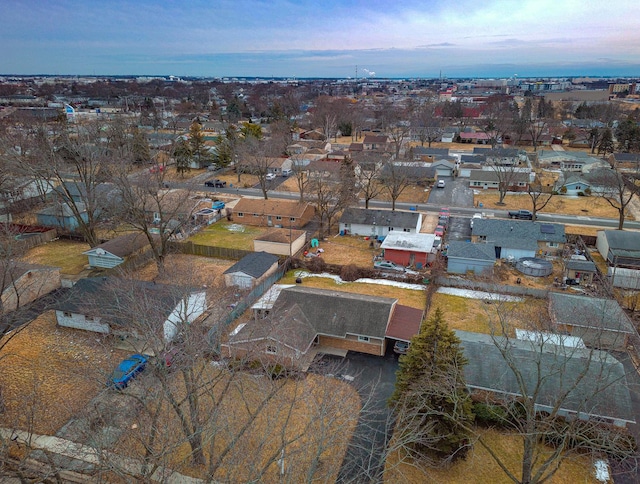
[446,241,496,274]
[83,233,153,269]
[458,330,635,428]
[548,292,635,351]
[471,219,566,259]
[596,230,640,269]
[339,208,422,237]
[222,286,422,369]
[223,251,280,288]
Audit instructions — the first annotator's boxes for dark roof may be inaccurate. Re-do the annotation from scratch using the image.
[447,241,496,261]
[412,147,449,157]
[458,330,634,424]
[85,233,151,258]
[565,259,597,272]
[612,152,640,163]
[385,305,424,341]
[54,277,185,326]
[339,208,420,229]
[223,251,279,278]
[549,293,634,334]
[460,154,486,164]
[600,230,640,258]
[274,286,396,339]
[472,219,566,248]
[468,170,530,183]
[473,147,521,157]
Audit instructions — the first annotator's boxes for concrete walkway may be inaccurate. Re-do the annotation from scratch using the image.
[0,428,203,483]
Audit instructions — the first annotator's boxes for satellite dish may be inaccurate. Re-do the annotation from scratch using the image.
[95,248,106,255]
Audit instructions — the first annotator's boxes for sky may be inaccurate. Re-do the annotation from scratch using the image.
[1,0,639,78]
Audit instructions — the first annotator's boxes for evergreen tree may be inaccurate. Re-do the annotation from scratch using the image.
[597,127,614,157]
[173,137,191,176]
[390,307,474,464]
[188,120,211,168]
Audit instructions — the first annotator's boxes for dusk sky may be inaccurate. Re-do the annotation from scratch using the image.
[2,0,639,78]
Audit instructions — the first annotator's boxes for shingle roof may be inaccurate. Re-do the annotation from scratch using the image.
[565,259,597,272]
[472,219,566,248]
[274,286,396,339]
[599,230,640,257]
[549,293,634,334]
[468,170,530,183]
[385,305,424,341]
[447,241,496,261]
[233,198,314,219]
[380,232,436,253]
[458,330,634,424]
[223,251,279,278]
[84,233,151,258]
[339,208,420,230]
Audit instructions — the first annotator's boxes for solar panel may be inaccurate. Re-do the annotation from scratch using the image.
[540,224,555,234]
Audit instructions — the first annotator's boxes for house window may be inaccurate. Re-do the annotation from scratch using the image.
[518,182,526,187]
[63,312,72,318]
[403,228,410,232]
[237,212,244,217]
[478,235,487,241]
[547,242,559,248]
[266,345,277,354]
[388,227,393,231]
[358,335,370,343]
[290,217,296,222]
[276,216,282,221]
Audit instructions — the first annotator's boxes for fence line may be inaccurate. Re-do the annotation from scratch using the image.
[169,240,254,261]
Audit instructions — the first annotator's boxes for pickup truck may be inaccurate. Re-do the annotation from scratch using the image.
[508,209,533,220]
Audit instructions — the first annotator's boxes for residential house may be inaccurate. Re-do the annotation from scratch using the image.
[222,286,422,369]
[339,208,422,238]
[1,262,61,313]
[564,258,597,285]
[83,233,152,269]
[549,292,635,352]
[537,150,602,172]
[446,241,496,274]
[468,169,530,191]
[609,152,640,170]
[458,131,490,144]
[363,135,390,151]
[380,232,438,268]
[253,228,307,256]
[223,251,280,289]
[431,159,456,178]
[232,198,315,229]
[555,173,592,196]
[55,277,207,346]
[37,202,88,231]
[471,219,566,259]
[458,330,634,428]
[410,147,449,162]
[473,147,525,166]
[596,230,640,288]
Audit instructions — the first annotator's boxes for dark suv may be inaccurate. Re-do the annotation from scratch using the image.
[205,179,227,188]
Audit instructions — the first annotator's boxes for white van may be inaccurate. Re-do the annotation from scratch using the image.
[281,168,293,177]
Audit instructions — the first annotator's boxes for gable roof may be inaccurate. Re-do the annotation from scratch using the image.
[274,286,397,339]
[233,198,314,220]
[468,170,530,183]
[549,292,634,334]
[412,147,449,157]
[385,305,424,342]
[447,241,496,261]
[458,330,634,424]
[339,208,420,230]
[472,219,566,247]
[223,251,279,278]
[380,232,436,253]
[84,232,151,259]
[599,230,640,257]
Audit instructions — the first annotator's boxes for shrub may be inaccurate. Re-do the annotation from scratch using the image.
[472,402,510,428]
[340,264,363,282]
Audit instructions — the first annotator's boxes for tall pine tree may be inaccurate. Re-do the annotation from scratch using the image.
[390,307,474,464]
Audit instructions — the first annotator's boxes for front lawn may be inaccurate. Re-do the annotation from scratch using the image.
[20,239,90,274]
[188,221,270,250]
[473,193,627,219]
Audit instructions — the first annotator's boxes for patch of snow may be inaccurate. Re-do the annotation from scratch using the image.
[293,271,425,291]
[515,329,586,348]
[229,323,246,336]
[436,287,524,302]
[594,460,610,482]
[227,224,246,232]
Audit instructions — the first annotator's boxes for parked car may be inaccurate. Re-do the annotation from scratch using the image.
[108,354,147,389]
[439,208,450,220]
[205,179,227,188]
[212,200,225,210]
[436,179,446,188]
[393,340,410,354]
[265,173,277,181]
[281,168,292,177]
[508,209,533,220]
[374,260,406,272]
[434,225,445,237]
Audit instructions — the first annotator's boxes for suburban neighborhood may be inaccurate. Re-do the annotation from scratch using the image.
[1,73,640,483]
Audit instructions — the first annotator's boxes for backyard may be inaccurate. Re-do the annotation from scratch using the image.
[188,220,270,250]
[20,239,90,275]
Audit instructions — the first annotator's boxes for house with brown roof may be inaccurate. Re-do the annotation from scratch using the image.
[363,135,390,151]
[83,232,153,269]
[221,286,423,370]
[1,261,61,314]
[232,198,315,229]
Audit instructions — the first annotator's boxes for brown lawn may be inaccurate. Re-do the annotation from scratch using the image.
[280,270,426,309]
[128,253,234,288]
[384,427,600,484]
[0,311,129,435]
[311,235,380,267]
[473,193,627,219]
[114,370,360,482]
[20,239,90,274]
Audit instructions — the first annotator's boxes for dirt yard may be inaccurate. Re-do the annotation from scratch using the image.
[310,235,380,267]
[0,311,129,435]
